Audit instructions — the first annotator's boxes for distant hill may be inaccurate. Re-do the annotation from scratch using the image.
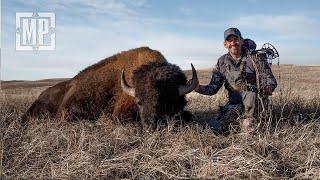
[1,64,319,90]
[1,78,70,90]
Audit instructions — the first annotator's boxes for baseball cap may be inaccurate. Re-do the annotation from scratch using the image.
[224,28,242,40]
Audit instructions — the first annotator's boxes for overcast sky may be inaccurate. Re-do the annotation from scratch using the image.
[1,0,320,80]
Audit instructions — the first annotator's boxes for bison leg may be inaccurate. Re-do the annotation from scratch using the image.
[20,99,55,125]
[112,92,138,121]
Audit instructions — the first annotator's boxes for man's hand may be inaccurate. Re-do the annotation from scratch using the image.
[263,85,273,95]
[225,70,239,90]
[225,61,246,92]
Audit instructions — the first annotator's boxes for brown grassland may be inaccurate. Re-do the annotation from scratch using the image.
[1,64,320,179]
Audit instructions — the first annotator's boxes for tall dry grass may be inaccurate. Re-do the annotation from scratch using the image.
[1,65,320,179]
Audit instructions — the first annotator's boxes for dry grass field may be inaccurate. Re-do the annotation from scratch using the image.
[1,64,320,179]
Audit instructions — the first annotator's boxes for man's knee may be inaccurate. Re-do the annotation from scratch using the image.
[207,114,222,134]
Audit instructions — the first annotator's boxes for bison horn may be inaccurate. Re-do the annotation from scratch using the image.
[178,63,199,96]
[121,69,135,97]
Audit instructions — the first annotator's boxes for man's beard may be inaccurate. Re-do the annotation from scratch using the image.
[230,45,241,54]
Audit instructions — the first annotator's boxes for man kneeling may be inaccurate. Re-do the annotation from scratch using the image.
[193,28,277,134]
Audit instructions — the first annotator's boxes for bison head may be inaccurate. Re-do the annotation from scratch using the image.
[121,62,198,132]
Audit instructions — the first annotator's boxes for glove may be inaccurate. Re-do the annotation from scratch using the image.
[263,85,273,96]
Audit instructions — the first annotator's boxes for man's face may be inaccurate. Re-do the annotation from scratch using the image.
[224,35,243,56]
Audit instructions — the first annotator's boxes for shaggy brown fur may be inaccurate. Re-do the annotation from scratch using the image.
[131,62,192,131]
[22,47,167,123]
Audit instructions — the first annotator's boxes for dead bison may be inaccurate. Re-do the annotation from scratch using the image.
[22,47,198,131]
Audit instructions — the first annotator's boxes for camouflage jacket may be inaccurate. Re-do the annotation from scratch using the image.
[196,52,277,104]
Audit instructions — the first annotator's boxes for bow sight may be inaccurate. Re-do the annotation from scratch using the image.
[243,39,279,66]
[257,43,279,65]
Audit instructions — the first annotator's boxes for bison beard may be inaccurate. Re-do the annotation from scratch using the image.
[129,62,194,131]
[21,47,198,132]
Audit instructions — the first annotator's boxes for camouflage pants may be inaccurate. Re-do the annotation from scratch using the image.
[208,91,258,134]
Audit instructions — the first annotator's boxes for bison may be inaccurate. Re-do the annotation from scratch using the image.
[22,47,198,132]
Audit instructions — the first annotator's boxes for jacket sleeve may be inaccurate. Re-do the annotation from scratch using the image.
[195,63,224,96]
